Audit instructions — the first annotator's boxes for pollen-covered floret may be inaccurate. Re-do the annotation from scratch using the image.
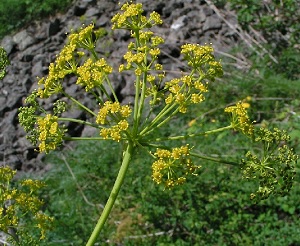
[164,75,210,113]
[111,3,162,30]
[76,58,112,91]
[151,145,200,189]
[225,101,254,137]
[96,102,132,141]
[181,44,223,79]
[37,114,65,153]
[37,24,107,98]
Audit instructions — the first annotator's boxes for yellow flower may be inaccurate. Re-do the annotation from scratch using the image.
[152,145,200,189]
[100,128,110,139]
[225,102,254,137]
[96,102,131,141]
[242,102,250,109]
[36,114,65,153]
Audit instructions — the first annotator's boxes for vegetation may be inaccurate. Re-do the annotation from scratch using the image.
[0,0,74,39]
[214,0,300,80]
[1,0,299,245]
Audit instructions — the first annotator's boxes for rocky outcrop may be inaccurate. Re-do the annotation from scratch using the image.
[0,0,239,171]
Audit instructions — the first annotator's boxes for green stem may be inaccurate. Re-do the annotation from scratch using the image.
[133,75,141,135]
[86,142,134,246]
[64,93,97,117]
[132,29,141,136]
[104,74,119,102]
[58,117,101,128]
[142,106,180,137]
[153,125,233,141]
[139,103,176,136]
[64,137,106,141]
[136,71,147,129]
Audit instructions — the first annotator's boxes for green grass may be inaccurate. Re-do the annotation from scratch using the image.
[0,0,74,39]
[38,105,299,245]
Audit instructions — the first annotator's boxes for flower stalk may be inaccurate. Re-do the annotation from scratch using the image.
[86,142,134,246]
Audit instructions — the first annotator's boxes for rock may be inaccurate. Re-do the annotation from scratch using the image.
[203,14,222,31]
[35,22,48,40]
[73,5,87,16]
[48,18,61,37]
[85,7,100,18]
[0,96,6,113]
[13,30,36,51]
[95,15,109,27]
[171,15,188,30]
[31,60,44,78]
[1,35,16,55]
[21,76,33,92]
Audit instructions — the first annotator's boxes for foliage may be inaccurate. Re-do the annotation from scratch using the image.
[0,0,74,39]
[0,46,9,80]
[227,0,300,46]
[36,106,300,245]
[236,0,299,79]
[0,166,53,245]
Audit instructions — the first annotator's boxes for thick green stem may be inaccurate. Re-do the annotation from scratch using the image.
[86,142,134,246]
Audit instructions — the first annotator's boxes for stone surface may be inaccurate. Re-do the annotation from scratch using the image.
[13,30,36,51]
[0,0,240,171]
[203,14,222,31]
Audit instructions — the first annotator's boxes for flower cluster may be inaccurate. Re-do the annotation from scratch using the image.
[19,91,41,146]
[111,3,162,30]
[225,101,254,137]
[164,75,208,113]
[119,30,166,105]
[0,166,53,243]
[241,128,298,202]
[96,101,132,141]
[151,145,200,189]
[18,91,67,153]
[37,114,65,153]
[119,35,164,73]
[181,44,223,80]
[76,58,113,91]
[162,44,223,113]
[37,24,109,98]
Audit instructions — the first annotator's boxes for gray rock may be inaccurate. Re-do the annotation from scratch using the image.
[13,30,36,51]
[96,15,109,27]
[171,15,188,30]
[85,7,100,18]
[203,14,222,31]
[31,61,44,78]
[0,96,6,112]
[35,22,48,40]
[48,19,61,37]
[1,35,16,55]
